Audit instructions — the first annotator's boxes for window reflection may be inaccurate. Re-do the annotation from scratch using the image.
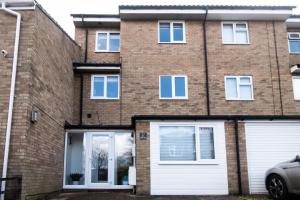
[115,133,133,185]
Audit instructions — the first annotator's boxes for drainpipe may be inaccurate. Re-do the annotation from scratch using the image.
[234,120,242,195]
[203,7,210,115]
[0,3,21,200]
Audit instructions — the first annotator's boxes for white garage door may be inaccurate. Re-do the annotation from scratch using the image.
[150,121,228,195]
[245,121,300,194]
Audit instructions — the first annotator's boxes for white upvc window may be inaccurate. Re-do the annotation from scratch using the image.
[222,22,249,44]
[292,76,300,100]
[159,75,188,99]
[288,32,300,54]
[158,21,186,43]
[91,75,119,99]
[159,125,216,162]
[225,76,254,100]
[95,31,120,52]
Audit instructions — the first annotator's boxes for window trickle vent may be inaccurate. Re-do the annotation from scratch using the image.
[289,33,300,40]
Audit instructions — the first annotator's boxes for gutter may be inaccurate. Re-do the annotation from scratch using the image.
[234,120,242,195]
[203,7,210,115]
[0,3,21,200]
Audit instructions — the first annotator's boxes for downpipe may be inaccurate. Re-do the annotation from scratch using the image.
[0,3,21,200]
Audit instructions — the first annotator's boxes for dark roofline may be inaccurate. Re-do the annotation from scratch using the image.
[119,5,296,10]
[71,14,120,18]
[73,62,121,67]
[290,15,300,18]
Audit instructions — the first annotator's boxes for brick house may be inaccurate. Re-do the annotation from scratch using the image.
[1,1,300,199]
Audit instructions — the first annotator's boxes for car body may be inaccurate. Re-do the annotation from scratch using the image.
[265,155,300,200]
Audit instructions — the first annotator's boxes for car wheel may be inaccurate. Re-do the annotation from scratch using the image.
[267,174,288,200]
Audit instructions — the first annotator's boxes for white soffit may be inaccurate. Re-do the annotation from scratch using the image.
[119,8,293,21]
[207,9,293,20]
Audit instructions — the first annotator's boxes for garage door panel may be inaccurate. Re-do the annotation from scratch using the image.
[246,122,300,194]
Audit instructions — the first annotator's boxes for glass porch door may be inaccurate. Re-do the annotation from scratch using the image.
[87,133,113,186]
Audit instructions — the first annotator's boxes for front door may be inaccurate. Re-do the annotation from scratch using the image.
[87,132,113,187]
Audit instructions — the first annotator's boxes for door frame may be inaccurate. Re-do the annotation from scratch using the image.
[85,132,114,188]
[63,130,133,189]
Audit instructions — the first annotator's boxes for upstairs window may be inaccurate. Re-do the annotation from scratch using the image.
[225,76,253,100]
[91,75,119,99]
[159,21,185,43]
[292,76,300,100]
[288,32,300,54]
[222,22,249,44]
[160,75,188,99]
[96,32,120,52]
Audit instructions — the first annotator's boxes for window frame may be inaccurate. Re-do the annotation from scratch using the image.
[224,76,254,100]
[221,22,250,45]
[158,21,186,44]
[159,75,188,100]
[90,75,120,100]
[288,32,300,54]
[158,124,218,165]
[95,31,120,52]
[292,76,300,100]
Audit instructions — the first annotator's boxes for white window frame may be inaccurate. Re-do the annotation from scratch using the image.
[292,76,300,100]
[159,75,188,99]
[288,32,300,54]
[91,75,120,99]
[157,123,219,165]
[158,21,186,43]
[221,22,249,44]
[224,76,254,100]
[95,31,120,52]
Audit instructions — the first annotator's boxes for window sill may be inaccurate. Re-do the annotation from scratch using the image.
[222,43,250,45]
[158,160,220,165]
[90,97,120,100]
[94,51,120,53]
[158,42,186,44]
[289,52,300,55]
[226,98,254,101]
[160,98,188,100]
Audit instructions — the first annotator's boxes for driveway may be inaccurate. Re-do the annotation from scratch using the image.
[47,192,270,200]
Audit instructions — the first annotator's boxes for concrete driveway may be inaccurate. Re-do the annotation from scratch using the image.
[47,192,270,200]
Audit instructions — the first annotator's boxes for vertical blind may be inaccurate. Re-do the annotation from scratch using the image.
[200,127,215,159]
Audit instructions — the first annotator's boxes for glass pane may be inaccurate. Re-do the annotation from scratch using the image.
[160,76,172,98]
[173,23,184,41]
[160,126,196,161]
[240,77,251,84]
[159,23,171,42]
[97,33,107,50]
[226,78,238,99]
[115,133,133,185]
[200,128,215,159]
[292,77,300,99]
[240,85,252,99]
[109,33,120,52]
[236,23,247,29]
[65,133,85,185]
[107,76,119,98]
[91,136,109,183]
[236,30,248,44]
[175,77,186,97]
[223,24,234,43]
[289,41,300,53]
[93,77,104,97]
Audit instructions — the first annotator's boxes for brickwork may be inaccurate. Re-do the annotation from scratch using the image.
[135,121,150,195]
[75,27,120,63]
[0,7,81,200]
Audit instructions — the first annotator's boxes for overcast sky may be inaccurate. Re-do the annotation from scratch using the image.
[37,0,300,39]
